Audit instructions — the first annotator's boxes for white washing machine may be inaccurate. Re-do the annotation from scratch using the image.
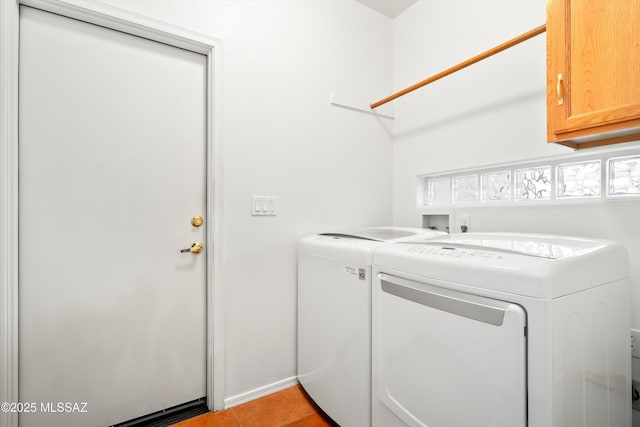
[372,232,631,427]
[297,227,445,427]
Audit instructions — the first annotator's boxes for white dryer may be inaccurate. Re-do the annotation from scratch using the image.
[297,227,445,427]
[372,232,631,427]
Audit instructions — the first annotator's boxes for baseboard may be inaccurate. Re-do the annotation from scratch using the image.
[223,376,299,409]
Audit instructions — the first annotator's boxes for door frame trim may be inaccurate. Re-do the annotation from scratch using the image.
[0,1,225,424]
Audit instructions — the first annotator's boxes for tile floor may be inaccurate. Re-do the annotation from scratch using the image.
[170,385,338,427]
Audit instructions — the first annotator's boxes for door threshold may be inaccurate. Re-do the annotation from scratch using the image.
[111,398,208,427]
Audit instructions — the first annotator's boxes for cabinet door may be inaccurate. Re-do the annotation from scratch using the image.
[547,0,640,148]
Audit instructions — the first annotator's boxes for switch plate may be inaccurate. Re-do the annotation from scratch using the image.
[251,196,277,216]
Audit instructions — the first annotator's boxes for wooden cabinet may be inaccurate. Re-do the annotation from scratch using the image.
[546,0,640,148]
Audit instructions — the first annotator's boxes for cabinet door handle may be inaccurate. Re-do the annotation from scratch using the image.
[557,73,564,106]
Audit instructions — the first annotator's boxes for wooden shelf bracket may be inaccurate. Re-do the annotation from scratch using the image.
[370,24,546,109]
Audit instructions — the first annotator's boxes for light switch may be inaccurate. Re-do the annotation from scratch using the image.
[251,196,277,216]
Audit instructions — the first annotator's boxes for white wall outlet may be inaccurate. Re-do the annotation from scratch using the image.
[632,329,640,358]
[251,196,277,216]
[457,214,471,233]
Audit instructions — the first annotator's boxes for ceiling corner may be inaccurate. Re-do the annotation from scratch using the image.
[355,0,418,19]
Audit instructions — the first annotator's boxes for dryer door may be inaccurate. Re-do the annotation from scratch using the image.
[374,274,527,427]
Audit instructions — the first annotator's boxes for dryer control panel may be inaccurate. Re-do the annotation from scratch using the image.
[406,244,504,260]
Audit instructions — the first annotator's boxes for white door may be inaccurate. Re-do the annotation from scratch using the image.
[18,6,207,426]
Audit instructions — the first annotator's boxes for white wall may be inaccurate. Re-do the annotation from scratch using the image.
[54,0,640,410]
[98,0,394,404]
[392,0,563,220]
[392,1,640,331]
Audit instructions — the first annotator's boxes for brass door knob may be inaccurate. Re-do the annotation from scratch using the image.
[180,242,203,254]
[191,216,204,227]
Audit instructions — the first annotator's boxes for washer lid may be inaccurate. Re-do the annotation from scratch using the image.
[374,232,629,299]
[321,227,444,242]
[300,227,445,266]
